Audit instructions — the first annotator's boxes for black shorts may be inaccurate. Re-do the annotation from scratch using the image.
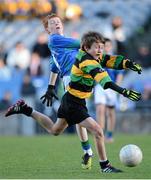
[57,92,90,126]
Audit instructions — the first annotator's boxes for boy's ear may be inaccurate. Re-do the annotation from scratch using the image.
[46,28,51,34]
[84,45,88,51]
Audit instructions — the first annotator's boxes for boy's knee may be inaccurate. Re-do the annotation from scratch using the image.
[95,125,104,139]
[51,128,61,136]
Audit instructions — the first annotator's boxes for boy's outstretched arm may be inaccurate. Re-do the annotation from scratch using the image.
[104,81,141,101]
[100,54,142,74]
[89,66,141,101]
[88,59,141,101]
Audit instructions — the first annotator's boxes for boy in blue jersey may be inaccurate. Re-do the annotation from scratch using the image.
[94,38,124,142]
[40,14,93,169]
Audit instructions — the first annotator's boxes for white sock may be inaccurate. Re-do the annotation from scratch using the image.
[84,148,93,156]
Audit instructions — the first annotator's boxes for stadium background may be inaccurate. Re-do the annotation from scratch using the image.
[0,0,151,135]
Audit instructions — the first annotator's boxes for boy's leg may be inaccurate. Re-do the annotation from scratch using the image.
[76,125,93,169]
[96,104,106,129]
[51,118,68,135]
[79,117,122,173]
[31,111,68,135]
[105,90,117,142]
[80,117,107,160]
[94,84,106,129]
[5,99,68,135]
[106,107,115,143]
[63,75,93,168]
[76,125,93,156]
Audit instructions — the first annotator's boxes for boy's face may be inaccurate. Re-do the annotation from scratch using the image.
[104,41,113,54]
[86,42,104,59]
[47,17,64,35]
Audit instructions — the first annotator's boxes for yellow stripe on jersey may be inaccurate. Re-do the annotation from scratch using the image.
[72,64,93,79]
[67,86,92,99]
[94,71,109,82]
[106,56,116,68]
[83,74,93,79]
[79,60,99,69]
[123,59,128,69]
[71,65,83,76]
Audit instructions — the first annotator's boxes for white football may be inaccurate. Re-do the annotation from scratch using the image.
[119,144,143,167]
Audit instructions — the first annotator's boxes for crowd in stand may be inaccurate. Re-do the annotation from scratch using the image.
[0,32,50,112]
[0,0,82,21]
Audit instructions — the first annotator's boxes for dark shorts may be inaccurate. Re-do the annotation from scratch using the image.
[57,92,90,126]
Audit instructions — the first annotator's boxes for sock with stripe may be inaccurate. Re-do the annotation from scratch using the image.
[99,160,110,169]
[81,140,93,156]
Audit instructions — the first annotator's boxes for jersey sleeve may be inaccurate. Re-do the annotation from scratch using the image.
[79,59,112,88]
[51,34,80,48]
[50,62,60,73]
[100,54,128,70]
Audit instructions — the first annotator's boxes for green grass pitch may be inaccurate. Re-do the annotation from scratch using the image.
[0,134,150,179]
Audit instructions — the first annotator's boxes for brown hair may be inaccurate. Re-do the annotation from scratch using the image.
[104,38,112,43]
[42,13,61,30]
[81,31,105,51]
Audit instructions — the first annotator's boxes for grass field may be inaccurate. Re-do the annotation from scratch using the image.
[0,134,150,179]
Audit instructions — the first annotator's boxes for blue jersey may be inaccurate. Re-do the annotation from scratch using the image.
[48,34,80,77]
[105,68,124,82]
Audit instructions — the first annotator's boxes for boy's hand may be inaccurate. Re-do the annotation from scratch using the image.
[126,60,142,74]
[122,89,141,101]
[40,85,58,106]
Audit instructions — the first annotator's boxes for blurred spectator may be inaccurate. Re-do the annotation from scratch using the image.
[0,57,24,103]
[0,43,7,63]
[136,44,151,68]
[6,41,31,69]
[20,72,36,136]
[32,32,50,76]
[0,91,12,111]
[0,0,82,21]
[0,57,11,81]
[21,72,36,97]
[10,66,25,102]
[32,32,50,59]
[27,52,43,77]
[65,4,82,21]
[136,83,151,110]
[16,0,31,19]
[2,0,18,21]
[142,85,151,100]
[54,0,68,21]
[51,0,57,14]
[31,0,52,18]
[0,3,3,19]
[111,16,127,55]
